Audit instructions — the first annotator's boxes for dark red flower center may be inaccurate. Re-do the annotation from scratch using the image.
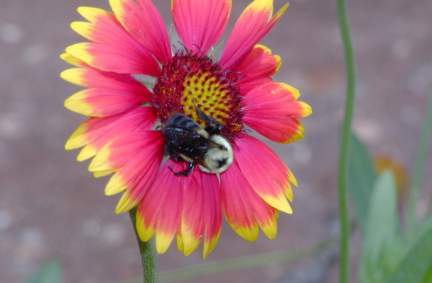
[152,51,243,138]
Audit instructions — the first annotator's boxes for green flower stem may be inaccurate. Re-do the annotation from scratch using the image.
[129,209,155,283]
[336,0,357,282]
[406,94,432,230]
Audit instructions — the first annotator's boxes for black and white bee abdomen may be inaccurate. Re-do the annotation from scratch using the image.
[161,112,233,176]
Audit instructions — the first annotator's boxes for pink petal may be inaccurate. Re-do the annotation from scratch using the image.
[61,66,149,91]
[62,66,151,117]
[221,161,277,240]
[219,0,288,69]
[179,169,222,257]
[234,134,296,214]
[172,0,232,55]
[68,7,159,75]
[67,42,160,76]
[200,173,222,257]
[65,107,157,161]
[109,0,171,63]
[110,131,165,209]
[233,44,281,93]
[103,130,164,171]
[136,161,183,253]
[243,82,312,143]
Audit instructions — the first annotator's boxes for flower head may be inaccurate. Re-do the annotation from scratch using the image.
[61,0,312,258]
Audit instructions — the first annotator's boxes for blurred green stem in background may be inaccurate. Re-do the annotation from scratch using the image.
[121,238,335,283]
[129,209,155,283]
[405,94,432,231]
[336,0,357,282]
[158,239,333,283]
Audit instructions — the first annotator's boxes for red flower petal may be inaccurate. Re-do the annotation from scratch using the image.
[243,82,312,143]
[61,64,151,117]
[178,169,222,258]
[219,0,288,69]
[65,107,156,162]
[101,131,165,214]
[172,0,232,55]
[109,0,171,63]
[234,134,297,214]
[221,162,278,241]
[233,44,281,93]
[136,162,184,253]
[68,7,159,75]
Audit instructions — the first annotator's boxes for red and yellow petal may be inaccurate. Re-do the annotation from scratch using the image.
[243,82,312,143]
[233,44,281,93]
[234,135,297,214]
[60,67,148,91]
[60,52,82,67]
[67,7,160,75]
[107,132,164,214]
[65,42,159,76]
[65,107,157,161]
[135,161,183,254]
[177,170,201,255]
[64,88,148,117]
[89,130,162,173]
[109,0,171,63]
[200,173,223,258]
[219,0,288,69]
[178,169,222,258]
[221,162,278,241]
[61,63,151,118]
[172,0,232,55]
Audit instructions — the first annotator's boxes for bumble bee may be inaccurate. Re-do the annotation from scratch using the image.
[162,108,233,177]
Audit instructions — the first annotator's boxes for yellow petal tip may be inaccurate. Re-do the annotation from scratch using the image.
[60,53,82,66]
[136,213,155,242]
[260,216,278,240]
[105,174,127,196]
[180,224,200,256]
[300,101,312,117]
[64,91,94,116]
[115,193,138,214]
[262,194,293,214]
[60,68,85,86]
[66,43,93,65]
[280,83,301,99]
[77,6,106,22]
[156,233,175,254]
[65,124,88,150]
[202,233,221,258]
[76,145,97,162]
[231,224,259,242]
[70,21,92,39]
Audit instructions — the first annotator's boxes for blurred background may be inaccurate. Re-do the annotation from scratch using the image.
[1,0,431,282]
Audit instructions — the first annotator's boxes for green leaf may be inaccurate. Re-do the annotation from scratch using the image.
[364,172,399,258]
[348,134,376,233]
[386,224,432,283]
[408,216,432,248]
[359,172,403,283]
[422,265,432,283]
[405,94,432,232]
[24,261,62,283]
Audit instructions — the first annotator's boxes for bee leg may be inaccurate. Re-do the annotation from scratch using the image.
[170,162,195,177]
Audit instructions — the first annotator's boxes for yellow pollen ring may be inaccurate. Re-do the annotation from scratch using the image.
[181,72,232,127]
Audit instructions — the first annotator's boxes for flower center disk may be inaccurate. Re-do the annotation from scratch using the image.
[153,51,242,138]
